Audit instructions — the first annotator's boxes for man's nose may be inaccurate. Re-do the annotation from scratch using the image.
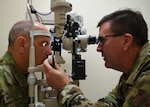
[96,43,102,52]
[47,47,52,55]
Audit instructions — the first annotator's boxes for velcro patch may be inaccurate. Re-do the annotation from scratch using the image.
[130,89,150,107]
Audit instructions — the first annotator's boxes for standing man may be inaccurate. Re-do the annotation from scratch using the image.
[43,9,150,106]
[0,20,52,107]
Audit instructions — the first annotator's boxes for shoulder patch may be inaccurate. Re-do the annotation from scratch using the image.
[129,89,150,107]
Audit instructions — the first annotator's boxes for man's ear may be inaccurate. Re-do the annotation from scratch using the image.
[15,36,28,53]
[123,33,133,51]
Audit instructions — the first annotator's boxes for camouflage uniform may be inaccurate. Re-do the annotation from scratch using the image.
[0,51,28,107]
[57,42,150,107]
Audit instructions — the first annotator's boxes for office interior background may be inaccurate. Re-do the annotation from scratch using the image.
[0,0,150,102]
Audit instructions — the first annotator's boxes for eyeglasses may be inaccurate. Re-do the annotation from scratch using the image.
[97,33,124,45]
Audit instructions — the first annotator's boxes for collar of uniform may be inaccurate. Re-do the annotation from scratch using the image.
[3,51,28,87]
[126,42,150,85]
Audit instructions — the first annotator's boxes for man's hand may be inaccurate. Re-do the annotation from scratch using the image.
[43,58,71,91]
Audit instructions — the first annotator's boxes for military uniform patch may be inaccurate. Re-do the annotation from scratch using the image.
[129,89,150,107]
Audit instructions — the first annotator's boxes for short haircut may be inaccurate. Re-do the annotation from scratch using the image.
[97,9,148,46]
[8,20,31,46]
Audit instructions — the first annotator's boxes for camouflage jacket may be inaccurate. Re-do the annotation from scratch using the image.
[57,42,150,107]
[0,51,28,107]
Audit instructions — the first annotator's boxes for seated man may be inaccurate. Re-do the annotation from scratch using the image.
[0,20,52,107]
[43,9,150,107]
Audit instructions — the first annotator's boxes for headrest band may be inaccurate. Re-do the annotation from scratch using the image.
[32,30,51,37]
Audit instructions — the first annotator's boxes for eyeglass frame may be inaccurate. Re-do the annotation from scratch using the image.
[97,33,125,45]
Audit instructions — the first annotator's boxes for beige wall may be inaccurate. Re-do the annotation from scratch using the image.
[0,0,150,102]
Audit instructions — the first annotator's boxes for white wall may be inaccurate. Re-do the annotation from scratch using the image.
[0,0,150,102]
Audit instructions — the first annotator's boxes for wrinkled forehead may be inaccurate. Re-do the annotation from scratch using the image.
[31,30,51,37]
